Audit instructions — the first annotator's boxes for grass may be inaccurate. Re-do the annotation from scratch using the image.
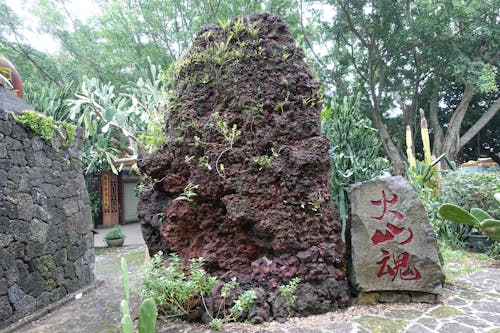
[94,247,114,255]
[439,242,492,283]
[96,247,148,274]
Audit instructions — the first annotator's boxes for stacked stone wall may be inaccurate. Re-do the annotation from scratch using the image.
[0,109,94,329]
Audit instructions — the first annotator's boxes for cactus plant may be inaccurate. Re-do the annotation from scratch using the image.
[120,258,133,333]
[138,298,158,333]
[120,257,158,333]
[121,258,130,303]
[439,203,500,242]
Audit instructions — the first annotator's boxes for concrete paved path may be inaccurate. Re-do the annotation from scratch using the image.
[93,222,145,247]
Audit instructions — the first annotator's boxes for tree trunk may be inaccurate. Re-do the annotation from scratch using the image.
[340,1,405,175]
[441,83,474,161]
[372,110,406,175]
[429,86,444,156]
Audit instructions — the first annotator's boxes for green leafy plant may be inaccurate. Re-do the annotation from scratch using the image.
[62,122,76,147]
[253,155,274,170]
[439,194,500,241]
[173,183,199,202]
[104,225,126,241]
[253,148,279,171]
[442,172,500,218]
[406,110,438,190]
[278,277,300,317]
[139,252,217,317]
[69,64,166,174]
[405,158,449,237]
[308,192,325,212]
[12,110,77,148]
[120,258,158,333]
[208,281,256,330]
[139,252,256,329]
[87,186,101,222]
[217,18,231,30]
[13,110,57,142]
[212,112,241,177]
[321,95,391,240]
[24,81,76,123]
[197,156,212,170]
[275,101,285,113]
[225,289,256,323]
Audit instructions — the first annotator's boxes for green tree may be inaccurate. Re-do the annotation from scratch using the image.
[0,0,63,85]
[69,65,167,174]
[300,0,499,173]
[26,0,299,88]
[2,0,301,174]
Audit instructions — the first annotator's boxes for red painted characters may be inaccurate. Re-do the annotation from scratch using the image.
[369,190,421,281]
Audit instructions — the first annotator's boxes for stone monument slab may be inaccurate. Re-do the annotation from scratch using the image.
[348,175,444,293]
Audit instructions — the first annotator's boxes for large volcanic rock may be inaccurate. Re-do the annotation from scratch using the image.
[138,13,350,321]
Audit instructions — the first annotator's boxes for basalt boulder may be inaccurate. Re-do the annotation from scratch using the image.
[138,13,350,321]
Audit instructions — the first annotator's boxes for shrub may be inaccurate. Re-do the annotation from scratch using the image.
[104,225,126,240]
[278,277,300,317]
[442,172,500,218]
[428,172,500,251]
[139,251,256,329]
[139,252,216,316]
[321,94,391,240]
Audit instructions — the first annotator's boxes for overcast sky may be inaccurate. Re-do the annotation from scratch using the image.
[5,0,99,53]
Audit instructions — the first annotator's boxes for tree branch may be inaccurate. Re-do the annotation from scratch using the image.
[3,39,58,84]
[346,40,368,83]
[339,1,369,48]
[441,83,474,160]
[459,96,500,149]
[298,0,349,95]
[429,83,444,156]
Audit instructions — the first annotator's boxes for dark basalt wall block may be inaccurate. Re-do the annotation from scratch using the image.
[0,109,94,329]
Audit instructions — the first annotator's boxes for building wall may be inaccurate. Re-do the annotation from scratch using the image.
[0,109,95,329]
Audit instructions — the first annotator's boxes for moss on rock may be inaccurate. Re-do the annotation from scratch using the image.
[354,315,407,333]
[428,305,466,318]
[13,110,76,147]
[13,110,57,142]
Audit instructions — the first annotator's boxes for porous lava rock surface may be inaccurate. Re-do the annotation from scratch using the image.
[138,13,350,321]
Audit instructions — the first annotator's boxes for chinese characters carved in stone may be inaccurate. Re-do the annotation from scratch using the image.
[369,190,421,281]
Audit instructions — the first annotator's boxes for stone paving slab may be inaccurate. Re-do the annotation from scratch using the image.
[19,246,147,333]
[12,246,500,333]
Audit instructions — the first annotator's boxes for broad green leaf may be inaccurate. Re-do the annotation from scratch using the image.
[479,219,500,241]
[470,208,493,222]
[439,204,479,226]
[138,298,157,333]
